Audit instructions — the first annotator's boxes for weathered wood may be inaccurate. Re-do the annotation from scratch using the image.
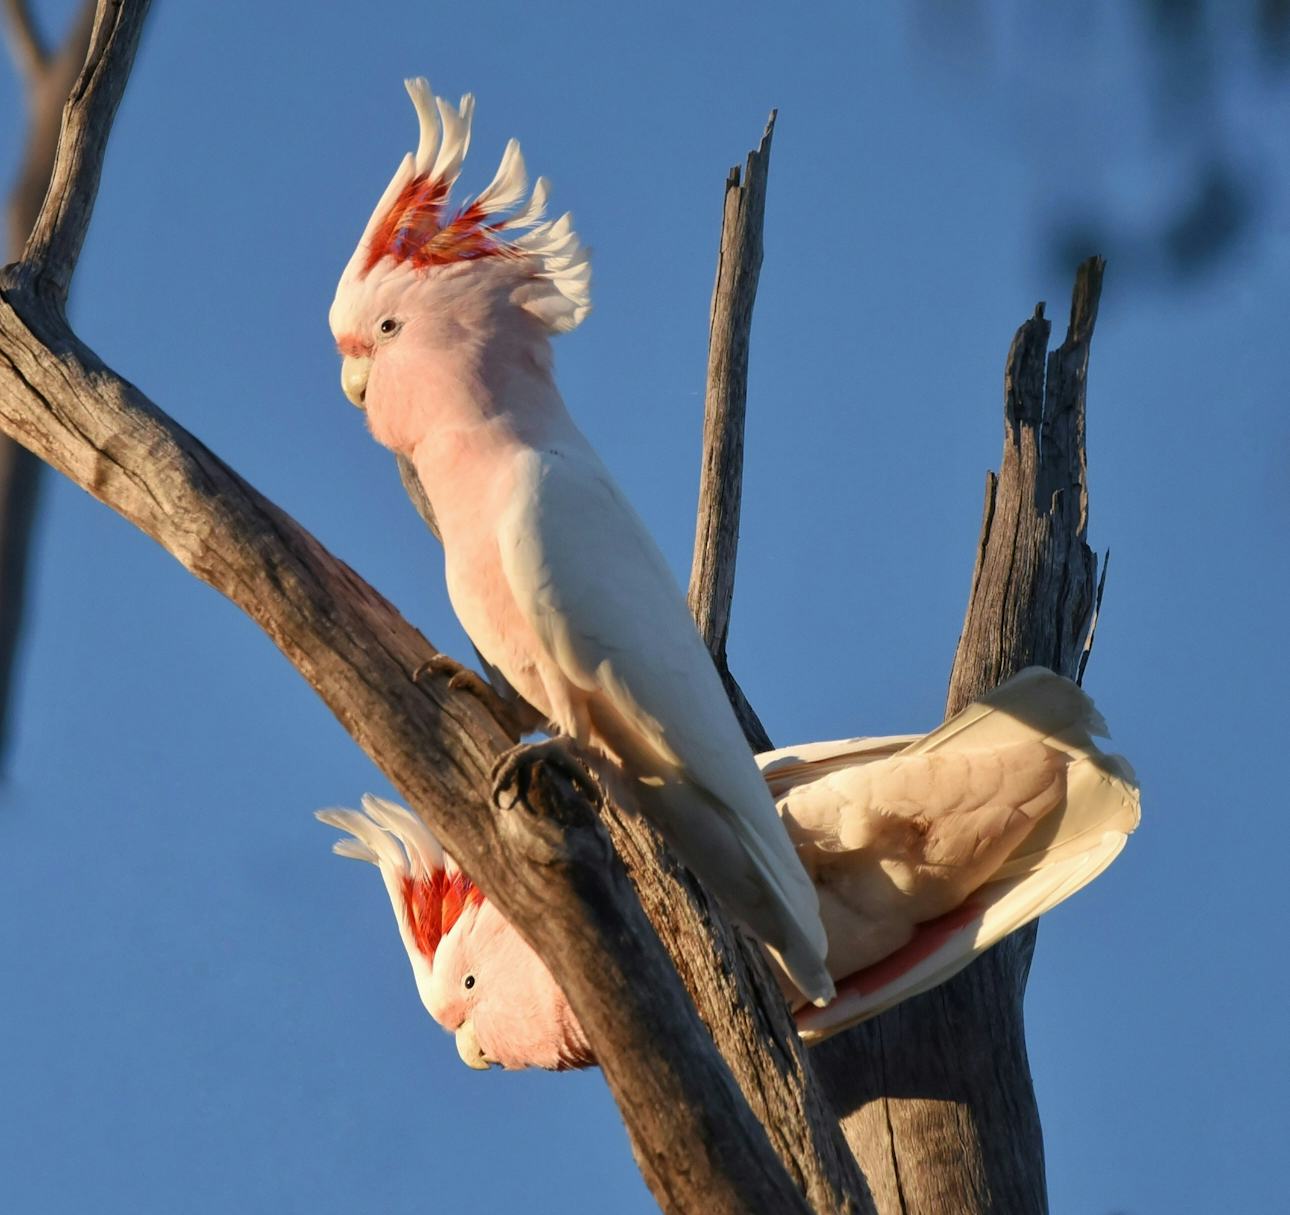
[600,803,870,1214]
[816,259,1106,1215]
[0,6,866,1212]
[11,0,136,306]
[670,115,875,1211]
[0,0,96,764]
[687,113,775,753]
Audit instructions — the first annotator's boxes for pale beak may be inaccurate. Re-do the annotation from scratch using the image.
[455,1021,492,1071]
[340,355,372,408]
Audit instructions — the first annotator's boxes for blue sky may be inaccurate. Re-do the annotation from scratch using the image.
[1,3,1286,1211]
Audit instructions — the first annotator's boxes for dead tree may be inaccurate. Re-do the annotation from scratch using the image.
[0,0,94,765]
[0,2,1108,1211]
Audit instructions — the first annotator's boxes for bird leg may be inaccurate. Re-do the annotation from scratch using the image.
[491,737,603,814]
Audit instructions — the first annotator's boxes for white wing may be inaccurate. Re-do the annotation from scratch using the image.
[497,444,831,1001]
[772,669,1139,1035]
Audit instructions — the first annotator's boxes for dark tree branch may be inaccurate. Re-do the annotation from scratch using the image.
[687,112,775,753]
[815,259,1106,1215]
[0,5,868,1211]
[14,0,140,306]
[0,0,98,770]
[661,112,878,1209]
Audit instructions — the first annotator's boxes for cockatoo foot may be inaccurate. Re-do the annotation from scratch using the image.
[414,652,496,698]
[491,738,602,813]
[414,652,537,739]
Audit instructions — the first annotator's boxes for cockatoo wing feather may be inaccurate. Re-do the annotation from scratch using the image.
[794,829,1128,1040]
[498,445,831,998]
[759,735,920,796]
[778,668,1139,1039]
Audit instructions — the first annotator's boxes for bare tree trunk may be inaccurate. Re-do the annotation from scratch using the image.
[0,0,95,766]
[813,261,1105,1215]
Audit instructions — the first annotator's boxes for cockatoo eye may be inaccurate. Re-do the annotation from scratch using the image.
[463,974,476,990]
[377,317,402,340]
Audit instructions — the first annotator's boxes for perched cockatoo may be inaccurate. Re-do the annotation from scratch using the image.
[327,79,832,1003]
[318,668,1140,1069]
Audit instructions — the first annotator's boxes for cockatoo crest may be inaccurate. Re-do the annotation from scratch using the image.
[331,78,590,336]
[316,796,481,986]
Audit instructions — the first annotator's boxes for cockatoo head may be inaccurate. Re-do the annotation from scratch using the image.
[317,797,592,1072]
[328,79,590,450]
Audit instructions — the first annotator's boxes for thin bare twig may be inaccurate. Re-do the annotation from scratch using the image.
[687,111,776,752]
[1077,548,1110,686]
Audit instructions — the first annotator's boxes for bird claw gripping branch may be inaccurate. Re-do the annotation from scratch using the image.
[414,652,497,701]
[490,737,603,816]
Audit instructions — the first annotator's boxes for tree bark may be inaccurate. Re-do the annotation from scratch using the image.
[687,115,775,753]
[813,259,1105,1215]
[0,0,96,766]
[0,4,871,1211]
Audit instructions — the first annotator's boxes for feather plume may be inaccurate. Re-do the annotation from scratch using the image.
[315,798,482,966]
[334,79,591,331]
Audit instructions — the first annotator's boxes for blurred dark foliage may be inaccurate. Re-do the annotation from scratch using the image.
[1054,0,1285,285]
[916,0,1289,290]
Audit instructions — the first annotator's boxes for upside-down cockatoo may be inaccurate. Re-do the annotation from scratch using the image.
[318,668,1140,1070]
[327,79,832,1003]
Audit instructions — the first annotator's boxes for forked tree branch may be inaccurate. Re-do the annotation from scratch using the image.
[5,0,96,256]
[0,3,867,1212]
[0,0,100,768]
[13,0,133,304]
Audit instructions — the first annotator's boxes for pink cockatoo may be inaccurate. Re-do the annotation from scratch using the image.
[318,668,1140,1070]
[327,79,832,1003]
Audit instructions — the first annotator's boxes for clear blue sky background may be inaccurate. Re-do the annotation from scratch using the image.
[2,3,1286,1212]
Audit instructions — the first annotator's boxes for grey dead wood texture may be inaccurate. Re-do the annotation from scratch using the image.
[813,259,1106,1215]
[0,4,868,1212]
[0,0,96,765]
[687,113,776,754]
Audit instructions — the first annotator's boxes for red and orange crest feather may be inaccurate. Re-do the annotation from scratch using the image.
[363,186,515,275]
[401,869,485,961]
[330,79,592,339]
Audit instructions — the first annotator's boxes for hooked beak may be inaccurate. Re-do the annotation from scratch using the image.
[455,1021,492,1071]
[340,355,372,409]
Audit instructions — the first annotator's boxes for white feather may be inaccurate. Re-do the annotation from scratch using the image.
[495,444,832,1002]
[474,138,528,214]
[502,176,550,229]
[405,77,441,176]
[316,800,442,1011]
[429,94,474,189]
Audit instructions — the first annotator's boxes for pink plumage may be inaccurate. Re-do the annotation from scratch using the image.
[319,669,1140,1069]
[328,78,835,1004]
